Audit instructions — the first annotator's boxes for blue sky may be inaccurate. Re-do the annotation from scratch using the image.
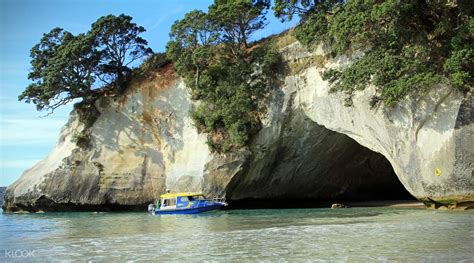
[0,0,298,186]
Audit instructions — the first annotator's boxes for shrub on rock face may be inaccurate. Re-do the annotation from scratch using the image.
[167,0,283,153]
[275,0,473,106]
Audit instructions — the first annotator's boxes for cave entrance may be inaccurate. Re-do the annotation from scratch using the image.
[226,121,416,209]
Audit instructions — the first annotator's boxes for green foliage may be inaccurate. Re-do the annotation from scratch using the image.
[443,18,474,91]
[167,10,218,92]
[19,14,152,114]
[167,0,282,152]
[293,9,330,49]
[134,52,171,79]
[74,101,100,129]
[71,131,92,149]
[19,14,152,149]
[209,0,269,49]
[90,14,153,92]
[69,101,101,149]
[19,29,100,112]
[273,0,343,22]
[191,44,282,152]
[288,0,473,106]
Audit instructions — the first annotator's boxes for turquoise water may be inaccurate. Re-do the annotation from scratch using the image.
[1,208,473,262]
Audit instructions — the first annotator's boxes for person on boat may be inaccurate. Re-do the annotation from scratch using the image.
[162,189,171,207]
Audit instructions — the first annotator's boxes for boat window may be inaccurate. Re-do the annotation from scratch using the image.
[162,198,176,207]
[179,196,189,202]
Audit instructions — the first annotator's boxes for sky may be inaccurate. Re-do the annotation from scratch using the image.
[0,0,299,186]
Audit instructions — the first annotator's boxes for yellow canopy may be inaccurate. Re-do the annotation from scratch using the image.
[160,192,204,199]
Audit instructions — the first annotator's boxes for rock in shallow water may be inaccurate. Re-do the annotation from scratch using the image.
[331,203,348,209]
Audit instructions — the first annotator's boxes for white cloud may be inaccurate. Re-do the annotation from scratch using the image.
[149,8,183,31]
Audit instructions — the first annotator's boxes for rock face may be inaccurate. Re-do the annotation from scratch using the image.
[3,66,210,212]
[3,41,473,212]
[0,187,5,207]
[215,97,412,204]
[288,43,473,206]
[205,42,473,207]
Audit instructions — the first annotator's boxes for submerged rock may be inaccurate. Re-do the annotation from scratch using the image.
[331,203,348,209]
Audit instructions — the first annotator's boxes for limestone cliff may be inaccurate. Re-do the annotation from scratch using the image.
[3,40,473,212]
[208,42,472,208]
[3,65,210,212]
[289,42,473,207]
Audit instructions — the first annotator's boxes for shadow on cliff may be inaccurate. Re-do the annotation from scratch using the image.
[221,87,416,209]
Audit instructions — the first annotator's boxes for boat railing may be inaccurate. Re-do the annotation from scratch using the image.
[210,197,227,204]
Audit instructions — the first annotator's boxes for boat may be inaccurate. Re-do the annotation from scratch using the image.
[149,192,227,215]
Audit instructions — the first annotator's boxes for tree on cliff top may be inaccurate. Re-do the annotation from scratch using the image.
[90,14,153,92]
[19,14,152,114]
[273,0,343,21]
[167,0,282,152]
[167,10,219,91]
[19,28,100,113]
[208,0,269,54]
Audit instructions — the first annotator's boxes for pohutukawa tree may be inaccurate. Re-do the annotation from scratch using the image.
[19,28,100,113]
[91,14,153,91]
[19,14,152,114]
[274,0,473,106]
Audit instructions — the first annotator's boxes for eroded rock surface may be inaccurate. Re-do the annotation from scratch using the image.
[3,41,472,212]
[289,42,473,205]
[3,66,210,212]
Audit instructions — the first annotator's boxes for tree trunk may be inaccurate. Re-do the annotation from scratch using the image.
[195,66,200,89]
[117,70,123,92]
[243,37,248,49]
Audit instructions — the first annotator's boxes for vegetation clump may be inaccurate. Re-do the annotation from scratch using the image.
[134,52,171,80]
[19,14,152,114]
[275,0,473,106]
[167,0,284,152]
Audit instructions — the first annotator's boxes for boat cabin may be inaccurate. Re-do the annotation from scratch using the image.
[158,192,206,210]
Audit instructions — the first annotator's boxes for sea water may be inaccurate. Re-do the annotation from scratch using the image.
[1,207,473,262]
